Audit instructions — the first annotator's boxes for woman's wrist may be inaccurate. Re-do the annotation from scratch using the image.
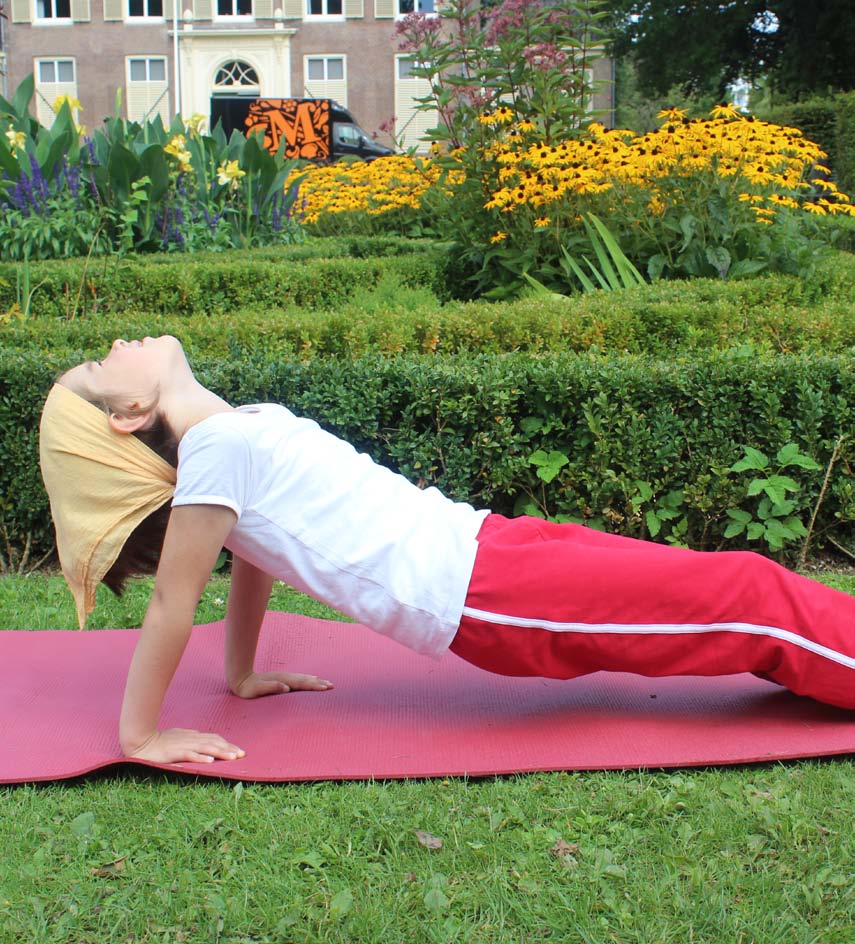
[119,727,158,757]
[227,666,254,693]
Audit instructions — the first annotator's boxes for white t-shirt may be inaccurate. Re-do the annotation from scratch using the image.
[172,405,489,658]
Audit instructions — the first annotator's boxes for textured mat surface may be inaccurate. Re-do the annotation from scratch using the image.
[2,612,855,783]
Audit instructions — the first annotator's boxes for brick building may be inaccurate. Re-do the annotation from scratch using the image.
[1,1,613,152]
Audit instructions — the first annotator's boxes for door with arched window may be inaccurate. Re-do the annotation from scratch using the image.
[213,60,261,97]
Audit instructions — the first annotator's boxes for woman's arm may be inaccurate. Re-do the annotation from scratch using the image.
[225,555,334,698]
[119,503,241,763]
[224,555,274,690]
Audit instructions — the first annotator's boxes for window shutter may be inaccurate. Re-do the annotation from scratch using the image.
[255,0,273,15]
[194,0,213,19]
[282,0,301,17]
[103,0,123,19]
[10,0,30,22]
[374,0,393,18]
[71,0,91,20]
[344,0,362,16]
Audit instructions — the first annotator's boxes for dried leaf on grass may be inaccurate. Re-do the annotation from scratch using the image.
[415,829,443,850]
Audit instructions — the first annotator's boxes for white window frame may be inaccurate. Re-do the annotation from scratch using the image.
[305,55,345,83]
[213,59,261,95]
[215,0,254,20]
[126,0,166,23]
[34,57,77,126]
[127,55,168,84]
[35,57,76,86]
[33,0,72,24]
[395,0,436,19]
[306,0,344,20]
[125,55,169,123]
[303,54,347,104]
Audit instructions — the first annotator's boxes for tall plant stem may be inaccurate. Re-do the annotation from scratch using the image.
[799,435,845,569]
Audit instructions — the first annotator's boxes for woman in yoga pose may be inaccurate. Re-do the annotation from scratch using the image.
[40,335,855,764]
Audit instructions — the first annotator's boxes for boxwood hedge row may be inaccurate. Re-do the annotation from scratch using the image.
[3,349,853,569]
[5,259,855,358]
[0,240,450,319]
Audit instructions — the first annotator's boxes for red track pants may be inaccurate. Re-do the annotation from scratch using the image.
[450,514,855,710]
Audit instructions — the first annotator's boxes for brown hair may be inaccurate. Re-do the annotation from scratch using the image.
[102,412,179,596]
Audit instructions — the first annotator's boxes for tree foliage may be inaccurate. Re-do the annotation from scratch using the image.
[607,1,855,100]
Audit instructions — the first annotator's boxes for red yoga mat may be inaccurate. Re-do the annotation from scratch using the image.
[2,612,855,784]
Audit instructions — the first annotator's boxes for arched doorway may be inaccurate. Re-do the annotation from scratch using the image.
[213,60,261,96]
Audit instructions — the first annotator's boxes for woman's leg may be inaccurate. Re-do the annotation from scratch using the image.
[451,515,855,709]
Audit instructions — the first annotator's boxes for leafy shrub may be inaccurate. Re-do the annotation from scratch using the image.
[0,243,449,318]
[4,347,854,567]
[834,92,855,200]
[293,107,855,299]
[0,76,301,260]
[5,249,855,354]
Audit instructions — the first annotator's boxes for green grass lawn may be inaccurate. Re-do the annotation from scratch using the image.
[2,573,855,943]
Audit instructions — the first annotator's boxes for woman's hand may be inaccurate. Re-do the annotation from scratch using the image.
[126,728,246,764]
[230,671,334,699]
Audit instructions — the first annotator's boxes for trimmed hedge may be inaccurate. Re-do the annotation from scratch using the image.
[0,241,450,319]
[3,349,854,568]
[758,93,855,202]
[4,254,855,358]
[835,91,855,199]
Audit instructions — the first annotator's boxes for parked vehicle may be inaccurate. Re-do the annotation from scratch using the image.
[210,97,394,162]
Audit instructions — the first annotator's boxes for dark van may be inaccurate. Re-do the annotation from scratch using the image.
[210,97,394,162]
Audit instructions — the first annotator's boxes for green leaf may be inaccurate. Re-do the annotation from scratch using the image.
[424,887,450,913]
[11,74,35,122]
[766,474,800,494]
[530,449,570,484]
[726,508,752,524]
[329,888,354,920]
[647,253,667,281]
[724,520,747,538]
[746,522,766,540]
[646,510,662,537]
[776,443,821,470]
[70,811,96,838]
[513,494,546,518]
[731,447,769,472]
[729,258,768,278]
[560,246,597,292]
[761,482,787,505]
[705,245,731,279]
[522,272,569,301]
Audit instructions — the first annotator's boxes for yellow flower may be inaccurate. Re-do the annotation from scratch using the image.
[494,106,514,124]
[709,103,741,120]
[657,107,687,122]
[217,159,246,189]
[490,231,508,243]
[164,134,193,173]
[647,196,666,216]
[517,120,535,133]
[534,217,551,228]
[5,125,26,154]
[185,113,207,136]
[53,95,83,114]
[803,202,828,216]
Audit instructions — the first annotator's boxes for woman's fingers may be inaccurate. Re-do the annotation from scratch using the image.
[130,728,245,764]
[277,672,334,691]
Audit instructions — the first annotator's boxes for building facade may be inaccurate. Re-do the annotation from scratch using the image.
[3,0,613,152]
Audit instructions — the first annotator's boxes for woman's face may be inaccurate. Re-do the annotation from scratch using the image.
[59,336,188,408]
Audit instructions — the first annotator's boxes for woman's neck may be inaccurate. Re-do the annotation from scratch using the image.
[161,379,234,442]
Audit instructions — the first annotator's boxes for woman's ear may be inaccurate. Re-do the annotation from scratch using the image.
[108,407,156,436]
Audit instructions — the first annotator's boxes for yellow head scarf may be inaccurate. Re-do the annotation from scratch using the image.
[39,383,176,628]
